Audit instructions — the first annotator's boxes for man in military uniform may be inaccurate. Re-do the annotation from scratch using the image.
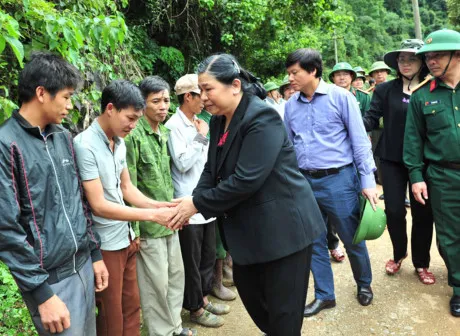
[329,62,371,116]
[352,66,367,90]
[367,61,392,93]
[403,29,460,317]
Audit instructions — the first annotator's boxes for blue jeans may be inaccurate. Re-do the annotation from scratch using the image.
[23,257,96,336]
[303,165,372,301]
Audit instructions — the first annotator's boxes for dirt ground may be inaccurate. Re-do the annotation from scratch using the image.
[182,186,460,336]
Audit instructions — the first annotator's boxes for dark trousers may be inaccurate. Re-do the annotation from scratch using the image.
[326,219,339,250]
[233,246,312,336]
[380,159,434,267]
[179,221,216,311]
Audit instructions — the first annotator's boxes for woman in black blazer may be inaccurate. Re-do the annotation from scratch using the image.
[362,39,435,284]
[168,54,325,335]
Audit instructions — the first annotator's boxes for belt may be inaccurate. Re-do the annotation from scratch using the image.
[299,163,353,179]
[431,161,460,170]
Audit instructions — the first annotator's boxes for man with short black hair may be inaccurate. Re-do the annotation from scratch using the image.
[0,51,108,335]
[74,79,176,335]
[125,76,195,336]
[166,74,231,329]
[284,48,378,316]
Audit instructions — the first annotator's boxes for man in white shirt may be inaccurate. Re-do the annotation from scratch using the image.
[166,74,230,328]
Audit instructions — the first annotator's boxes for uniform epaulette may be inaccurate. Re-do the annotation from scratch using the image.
[411,75,433,93]
[357,88,369,95]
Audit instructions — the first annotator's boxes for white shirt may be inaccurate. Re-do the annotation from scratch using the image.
[165,108,215,224]
[265,97,285,120]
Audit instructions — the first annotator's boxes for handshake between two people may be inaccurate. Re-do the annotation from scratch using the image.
[155,196,198,230]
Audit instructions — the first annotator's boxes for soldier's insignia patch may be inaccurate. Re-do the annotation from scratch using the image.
[424,100,440,106]
[426,37,432,44]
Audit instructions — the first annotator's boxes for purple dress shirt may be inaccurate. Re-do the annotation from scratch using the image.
[284,79,376,189]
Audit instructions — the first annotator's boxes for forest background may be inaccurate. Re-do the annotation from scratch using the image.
[0,0,458,334]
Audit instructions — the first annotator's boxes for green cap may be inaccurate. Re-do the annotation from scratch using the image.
[264,81,279,92]
[384,39,424,70]
[369,61,391,76]
[416,29,460,54]
[352,199,387,244]
[280,75,290,87]
[329,62,357,82]
[353,66,366,77]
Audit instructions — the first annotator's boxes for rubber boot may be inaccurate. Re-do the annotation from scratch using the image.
[211,259,236,301]
[223,253,234,287]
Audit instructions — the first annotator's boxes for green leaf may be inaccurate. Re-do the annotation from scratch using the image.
[0,36,5,54]
[4,36,24,67]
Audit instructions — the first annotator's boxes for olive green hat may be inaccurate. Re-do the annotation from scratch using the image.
[264,81,279,92]
[352,198,387,244]
[416,29,460,54]
[368,61,391,76]
[329,62,357,82]
[384,39,424,70]
[353,66,366,78]
[280,75,290,87]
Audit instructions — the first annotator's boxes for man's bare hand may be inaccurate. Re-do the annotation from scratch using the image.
[150,200,177,209]
[362,187,379,211]
[38,295,70,334]
[153,207,178,227]
[194,119,209,137]
[134,237,141,252]
[93,260,109,292]
[412,182,428,205]
[168,196,197,230]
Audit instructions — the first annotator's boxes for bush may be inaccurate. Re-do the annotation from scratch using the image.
[0,262,36,335]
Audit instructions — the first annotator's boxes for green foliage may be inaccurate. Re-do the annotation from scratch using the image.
[0,262,35,335]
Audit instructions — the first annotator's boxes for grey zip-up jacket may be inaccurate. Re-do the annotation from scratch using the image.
[0,110,101,305]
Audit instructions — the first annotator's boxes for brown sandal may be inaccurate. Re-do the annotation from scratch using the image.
[385,254,407,275]
[416,268,436,285]
[330,247,345,262]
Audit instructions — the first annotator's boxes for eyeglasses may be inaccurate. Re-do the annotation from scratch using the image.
[397,57,419,64]
[424,52,450,61]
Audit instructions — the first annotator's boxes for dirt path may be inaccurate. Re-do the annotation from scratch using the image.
[182,186,460,335]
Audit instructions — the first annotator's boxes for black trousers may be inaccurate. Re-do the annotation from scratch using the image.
[179,221,216,311]
[380,159,434,268]
[233,246,312,336]
[326,219,340,250]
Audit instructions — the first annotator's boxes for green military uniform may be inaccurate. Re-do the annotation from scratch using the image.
[350,87,371,116]
[125,117,174,238]
[403,30,460,304]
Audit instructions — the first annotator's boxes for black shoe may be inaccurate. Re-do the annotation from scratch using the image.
[379,194,384,200]
[357,286,373,306]
[404,198,411,207]
[303,299,336,317]
[450,295,460,317]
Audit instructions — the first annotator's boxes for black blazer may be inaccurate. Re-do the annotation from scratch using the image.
[362,79,409,163]
[192,93,325,265]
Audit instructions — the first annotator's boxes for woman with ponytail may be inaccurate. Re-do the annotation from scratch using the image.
[362,40,435,284]
[168,54,325,335]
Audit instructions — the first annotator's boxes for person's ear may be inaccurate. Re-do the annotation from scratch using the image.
[36,86,46,103]
[232,78,242,95]
[106,103,115,116]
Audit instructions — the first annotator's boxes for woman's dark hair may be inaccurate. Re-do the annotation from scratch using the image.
[139,75,170,99]
[101,79,145,113]
[18,51,82,104]
[396,53,430,82]
[285,48,323,78]
[196,54,266,100]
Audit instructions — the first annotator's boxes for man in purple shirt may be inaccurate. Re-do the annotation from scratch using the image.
[284,48,378,316]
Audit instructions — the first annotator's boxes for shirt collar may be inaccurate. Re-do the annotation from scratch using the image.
[92,118,121,146]
[298,79,328,103]
[177,107,196,127]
